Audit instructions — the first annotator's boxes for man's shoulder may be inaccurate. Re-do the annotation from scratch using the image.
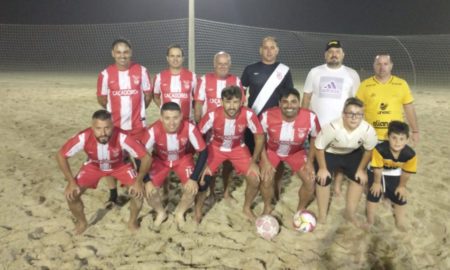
[359,76,378,88]
[389,75,408,86]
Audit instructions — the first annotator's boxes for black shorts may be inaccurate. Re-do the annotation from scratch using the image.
[367,169,407,205]
[315,148,364,186]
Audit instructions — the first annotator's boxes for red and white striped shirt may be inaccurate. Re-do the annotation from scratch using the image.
[194,73,245,116]
[59,128,147,171]
[198,107,263,152]
[260,107,321,157]
[153,68,197,121]
[142,120,206,162]
[97,63,152,131]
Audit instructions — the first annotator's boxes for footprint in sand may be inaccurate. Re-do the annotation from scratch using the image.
[28,227,46,240]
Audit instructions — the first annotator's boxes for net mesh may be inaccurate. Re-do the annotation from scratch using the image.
[1,18,449,87]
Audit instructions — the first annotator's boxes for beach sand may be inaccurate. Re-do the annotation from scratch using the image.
[0,72,448,269]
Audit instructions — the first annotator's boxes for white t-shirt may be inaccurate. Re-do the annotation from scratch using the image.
[315,117,377,155]
[303,64,360,126]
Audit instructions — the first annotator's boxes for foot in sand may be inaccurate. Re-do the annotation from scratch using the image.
[74,220,88,235]
[154,211,168,228]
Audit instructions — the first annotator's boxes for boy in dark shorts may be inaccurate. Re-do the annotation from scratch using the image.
[364,121,417,231]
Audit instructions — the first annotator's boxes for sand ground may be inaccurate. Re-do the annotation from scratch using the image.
[0,72,449,269]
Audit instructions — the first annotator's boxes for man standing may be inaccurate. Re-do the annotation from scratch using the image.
[56,110,151,234]
[141,102,207,228]
[97,38,152,205]
[196,86,264,222]
[153,44,197,121]
[302,40,360,127]
[259,88,320,214]
[302,40,361,195]
[194,51,244,123]
[194,51,245,201]
[241,36,294,151]
[356,54,419,145]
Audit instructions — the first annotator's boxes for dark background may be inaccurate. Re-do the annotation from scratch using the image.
[1,0,449,35]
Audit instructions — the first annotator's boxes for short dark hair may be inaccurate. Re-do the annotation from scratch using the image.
[166,43,184,57]
[279,88,300,101]
[221,86,242,100]
[160,102,181,114]
[112,38,132,50]
[343,97,364,111]
[388,121,409,138]
[92,109,112,121]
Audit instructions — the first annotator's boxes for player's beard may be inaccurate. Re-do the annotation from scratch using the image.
[96,136,110,144]
[225,108,238,118]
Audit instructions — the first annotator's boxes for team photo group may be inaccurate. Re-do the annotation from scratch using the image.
[56,36,419,237]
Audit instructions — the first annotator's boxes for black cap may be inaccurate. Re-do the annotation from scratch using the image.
[325,40,342,51]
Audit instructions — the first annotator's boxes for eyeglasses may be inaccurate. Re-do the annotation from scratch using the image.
[343,112,364,119]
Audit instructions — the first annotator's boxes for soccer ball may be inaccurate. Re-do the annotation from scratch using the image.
[255,215,280,240]
[293,210,317,233]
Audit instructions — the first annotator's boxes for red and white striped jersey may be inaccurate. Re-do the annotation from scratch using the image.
[194,73,245,116]
[97,63,152,131]
[198,107,263,152]
[142,120,206,161]
[59,128,147,171]
[153,68,197,121]
[260,107,321,157]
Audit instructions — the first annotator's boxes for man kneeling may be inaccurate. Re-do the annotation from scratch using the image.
[141,102,207,228]
[56,110,150,234]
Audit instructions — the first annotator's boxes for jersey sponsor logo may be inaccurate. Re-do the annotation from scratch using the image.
[237,124,246,133]
[206,87,215,92]
[221,134,241,140]
[253,72,259,75]
[373,120,389,128]
[112,89,139,96]
[164,92,189,99]
[208,98,221,106]
[109,80,116,84]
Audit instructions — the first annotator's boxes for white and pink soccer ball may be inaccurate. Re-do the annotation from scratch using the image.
[255,215,280,240]
[293,210,317,233]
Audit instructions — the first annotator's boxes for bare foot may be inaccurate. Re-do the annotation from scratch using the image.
[334,187,342,197]
[262,205,273,215]
[224,193,238,205]
[74,220,88,235]
[127,220,140,233]
[360,222,373,231]
[154,211,168,227]
[174,211,186,228]
[317,215,327,224]
[243,208,256,222]
[344,213,360,228]
[396,221,407,232]
[194,207,203,224]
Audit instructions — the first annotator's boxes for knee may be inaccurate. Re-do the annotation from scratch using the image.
[246,175,260,188]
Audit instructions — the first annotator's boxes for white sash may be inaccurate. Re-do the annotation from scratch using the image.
[252,63,289,115]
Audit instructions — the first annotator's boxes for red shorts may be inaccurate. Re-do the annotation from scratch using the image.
[76,162,136,189]
[149,154,194,187]
[207,144,252,175]
[265,149,307,174]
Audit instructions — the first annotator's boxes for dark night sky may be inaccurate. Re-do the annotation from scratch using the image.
[1,0,449,35]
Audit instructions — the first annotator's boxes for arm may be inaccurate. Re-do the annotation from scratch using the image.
[246,133,264,178]
[395,172,411,201]
[315,147,330,185]
[55,152,80,201]
[370,168,383,197]
[97,96,107,108]
[153,93,161,108]
[355,149,372,185]
[194,101,203,124]
[303,137,316,181]
[301,92,312,109]
[259,145,275,182]
[403,103,419,146]
[144,92,152,108]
